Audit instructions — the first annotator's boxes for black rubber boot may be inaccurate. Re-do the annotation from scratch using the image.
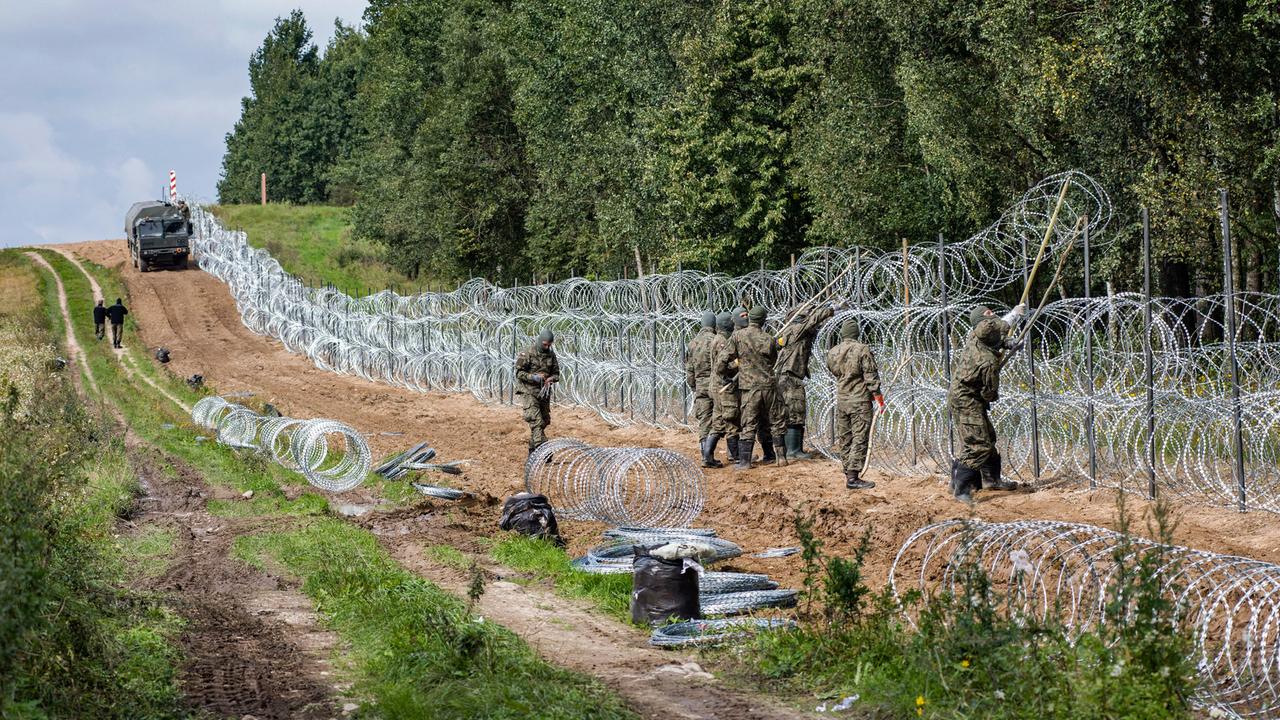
[726,436,740,463]
[773,443,788,467]
[845,470,875,490]
[701,434,724,469]
[980,452,1017,491]
[735,438,754,470]
[785,426,815,460]
[952,460,979,504]
[758,427,775,462]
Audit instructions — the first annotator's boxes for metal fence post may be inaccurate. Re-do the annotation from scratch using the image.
[939,233,953,461]
[1220,189,1247,511]
[1142,207,1156,499]
[650,316,658,424]
[1020,231,1042,482]
[1083,216,1098,487]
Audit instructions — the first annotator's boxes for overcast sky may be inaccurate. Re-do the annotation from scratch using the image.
[0,1,367,248]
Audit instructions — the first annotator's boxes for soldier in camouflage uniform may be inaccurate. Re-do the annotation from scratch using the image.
[947,305,1024,503]
[710,311,739,461]
[771,304,837,460]
[716,305,784,469]
[826,320,883,489]
[685,312,723,468]
[515,328,561,454]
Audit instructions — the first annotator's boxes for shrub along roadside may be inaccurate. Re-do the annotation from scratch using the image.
[0,270,183,718]
[235,520,637,719]
[715,507,1197,719]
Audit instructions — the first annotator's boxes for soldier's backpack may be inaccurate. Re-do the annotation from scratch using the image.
[498,493,564,547]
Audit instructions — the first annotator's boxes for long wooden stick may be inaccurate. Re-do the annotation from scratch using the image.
[1000,214,1087,368]
[1017,179,1073,309]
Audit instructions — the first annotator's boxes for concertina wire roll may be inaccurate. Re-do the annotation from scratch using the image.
[191,395,371,492]
[891,519,1280,718]
[186,170,1280,512]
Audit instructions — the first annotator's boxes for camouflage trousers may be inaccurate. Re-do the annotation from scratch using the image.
[952,404,996,470]
[692,378,726,438]
[718,383,741,437]
[738,385,785,445]
[771,373,807,426]
[521,393,552,450]
[835,397,873,475]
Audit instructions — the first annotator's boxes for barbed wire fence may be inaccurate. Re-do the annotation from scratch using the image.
[890,519,1280,717]
[187,171,1280,513]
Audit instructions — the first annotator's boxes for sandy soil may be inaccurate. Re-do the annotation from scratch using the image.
[65,239,1280,587]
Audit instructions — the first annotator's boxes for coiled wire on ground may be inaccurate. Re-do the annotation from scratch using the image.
[572,527,795,615]
[374,441,467,499]
[889,519,1280,718]
[525,438,704,528]
[649,618,798,648]
[191,396,370,492]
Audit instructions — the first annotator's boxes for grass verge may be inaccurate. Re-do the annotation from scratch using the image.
[0,257,183,718]
[208,204,428,294]
[235,519,637,719]
[491,535,633,622]
[711,510,1198,719]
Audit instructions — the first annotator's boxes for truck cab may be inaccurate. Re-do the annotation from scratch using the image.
[125,200,191,271]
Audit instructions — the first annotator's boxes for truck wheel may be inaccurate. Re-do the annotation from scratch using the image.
[139,259,149,273]
[179,256,189,270]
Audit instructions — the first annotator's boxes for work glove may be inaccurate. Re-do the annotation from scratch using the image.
[1002,337,1025,352]
[1001,303,1027,325]
[531,373,544,385]
[874,393,885,409]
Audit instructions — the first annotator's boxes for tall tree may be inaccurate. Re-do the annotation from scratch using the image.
[218,11,326,204]
[659,0,816,272]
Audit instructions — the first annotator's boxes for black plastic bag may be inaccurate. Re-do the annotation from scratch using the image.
[499,493,563,547]
[630,545,701,626]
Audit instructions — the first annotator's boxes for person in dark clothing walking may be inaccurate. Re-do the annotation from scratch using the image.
[106,298,128,348]
[93,300,107,340]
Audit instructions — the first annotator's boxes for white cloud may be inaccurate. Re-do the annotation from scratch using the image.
[0,112,87,184]
[0,0,367,246]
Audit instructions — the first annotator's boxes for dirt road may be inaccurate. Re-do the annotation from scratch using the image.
[63,239,1280,591]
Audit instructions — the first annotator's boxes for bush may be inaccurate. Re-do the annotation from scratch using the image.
[730,509,1197,719]
[0,317,181,719]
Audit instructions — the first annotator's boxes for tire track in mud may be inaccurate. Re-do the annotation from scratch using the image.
[36,246,349,719]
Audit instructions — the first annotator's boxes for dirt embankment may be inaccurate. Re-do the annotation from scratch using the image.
[64,239,1280,593]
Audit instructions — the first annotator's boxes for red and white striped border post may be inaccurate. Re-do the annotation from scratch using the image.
[169,170,177,202]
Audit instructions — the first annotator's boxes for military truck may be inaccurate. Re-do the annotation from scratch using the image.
[125,200,191,271]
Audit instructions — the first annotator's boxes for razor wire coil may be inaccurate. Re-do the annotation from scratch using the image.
[525,438,705,528]
[190,396,370,492]
[187,170,1280,512]
[889,519,1280,718]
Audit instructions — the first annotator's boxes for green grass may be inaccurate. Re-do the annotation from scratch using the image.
[209,205,430,294]
[491,536,633,622]
[0,257,184,717]
[235,519,636,719]
[117,528,177,583]
[425,544,471,569]
[712,511,1198,720]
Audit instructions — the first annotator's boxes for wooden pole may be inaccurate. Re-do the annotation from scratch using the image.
[260,173,267,206]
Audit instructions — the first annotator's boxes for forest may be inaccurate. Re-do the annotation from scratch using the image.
[217,0,1280,296]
